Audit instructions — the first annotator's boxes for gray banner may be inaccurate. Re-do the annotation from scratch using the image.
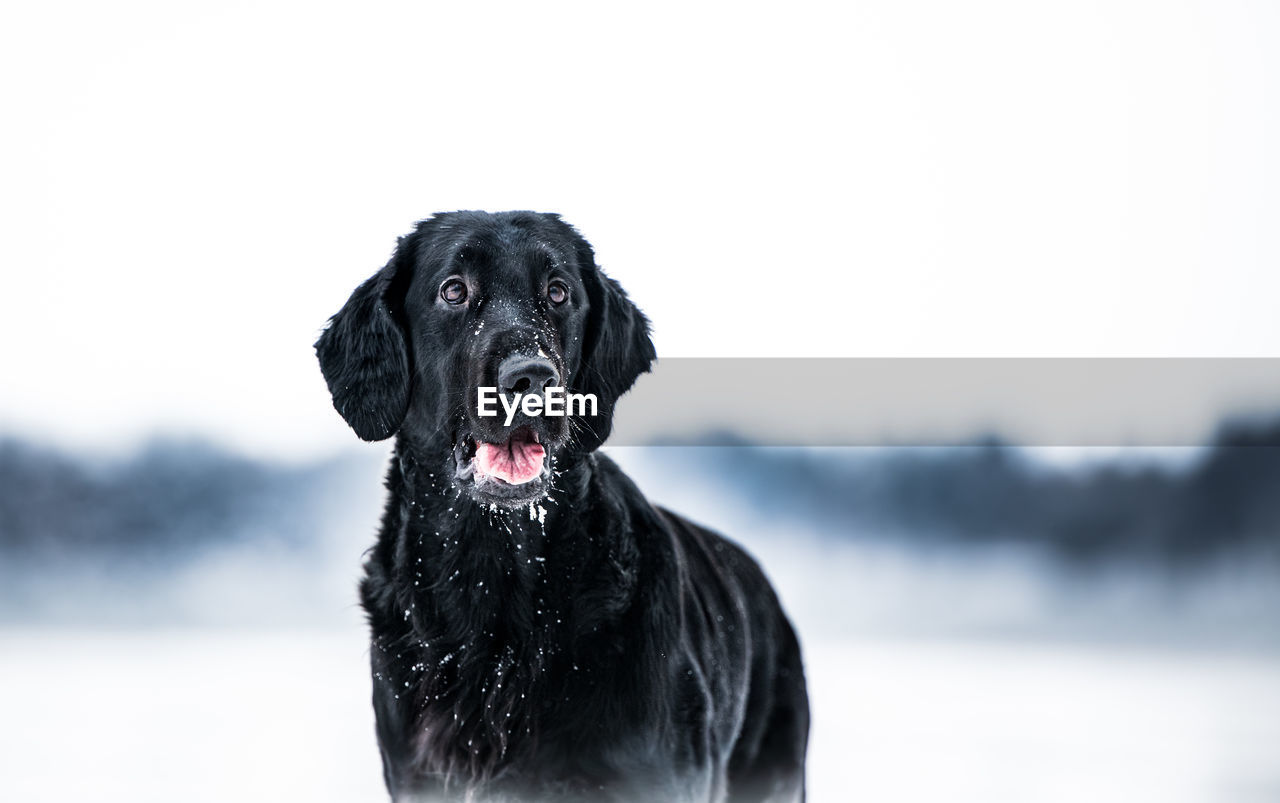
[605,359,1280,446]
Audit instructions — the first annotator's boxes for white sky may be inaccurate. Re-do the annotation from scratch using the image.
[1,1,1277,459]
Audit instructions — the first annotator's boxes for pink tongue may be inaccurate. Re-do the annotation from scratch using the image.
[474,438,546,485]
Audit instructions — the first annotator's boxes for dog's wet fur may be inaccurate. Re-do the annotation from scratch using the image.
[316,211,808,802]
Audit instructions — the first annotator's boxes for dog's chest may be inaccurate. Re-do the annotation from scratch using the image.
[376,624,642,784]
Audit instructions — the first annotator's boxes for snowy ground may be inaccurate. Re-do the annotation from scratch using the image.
[5,447,1279,800]
[3,626,1279,802]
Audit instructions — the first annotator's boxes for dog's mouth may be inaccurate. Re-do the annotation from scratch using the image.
[453,426,552,503]
[475,427,545,485]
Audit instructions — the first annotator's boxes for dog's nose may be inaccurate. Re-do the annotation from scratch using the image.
[498,354,560,395]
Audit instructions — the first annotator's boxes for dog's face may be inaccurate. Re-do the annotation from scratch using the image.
[316,211,655,507]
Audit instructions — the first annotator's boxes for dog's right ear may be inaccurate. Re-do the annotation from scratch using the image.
[314,237,416,442]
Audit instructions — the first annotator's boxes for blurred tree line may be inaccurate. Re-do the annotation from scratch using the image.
[2,418,1278,569]
[697,419,1280,565]
[0,438,365,566]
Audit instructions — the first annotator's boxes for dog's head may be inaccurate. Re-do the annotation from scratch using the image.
[316,211,655,507]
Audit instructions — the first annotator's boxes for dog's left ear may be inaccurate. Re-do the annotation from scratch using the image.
[571,242,657,453]
[314,237,416,442]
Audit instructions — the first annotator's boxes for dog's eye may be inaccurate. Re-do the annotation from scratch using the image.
[440,279,468,305]
[547,281,569,306]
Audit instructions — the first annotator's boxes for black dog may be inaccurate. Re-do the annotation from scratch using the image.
[316,211,808,802]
